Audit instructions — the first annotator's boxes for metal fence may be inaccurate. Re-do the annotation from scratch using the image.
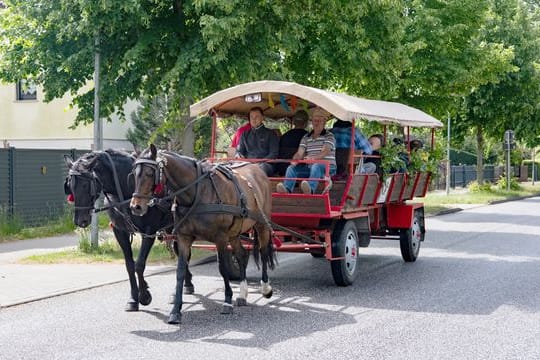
[432,164,529,190]
[0,148,86,227]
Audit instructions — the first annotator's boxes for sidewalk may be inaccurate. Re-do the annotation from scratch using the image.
[0,234,176,308]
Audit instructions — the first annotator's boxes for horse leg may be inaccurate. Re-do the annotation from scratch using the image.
[167,241,194,304]
[216,242,234,314]
[113,227,139,311]
[229,239,249,306]
[184,251,195,295]
[135,235,156,306]
[168,237,192,324]
[255,224,273,299]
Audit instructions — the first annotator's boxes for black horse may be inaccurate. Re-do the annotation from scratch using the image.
[63,149,194,311]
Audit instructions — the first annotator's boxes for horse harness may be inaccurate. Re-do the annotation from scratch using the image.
[70,152,172,237]
[134,154,270,235]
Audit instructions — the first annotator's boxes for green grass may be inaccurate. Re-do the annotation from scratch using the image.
[21,231,214,264]
[420,183,540,215]
[0,210,109,243]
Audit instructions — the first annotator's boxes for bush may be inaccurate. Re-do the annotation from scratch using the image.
[468,180,493,193]
[496,175,521,191]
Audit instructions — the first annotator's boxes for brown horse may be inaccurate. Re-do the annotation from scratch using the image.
[130,144,275,324]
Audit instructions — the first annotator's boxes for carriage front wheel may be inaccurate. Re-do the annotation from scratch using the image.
[331,220,360,286]
[220,251,248,281]
[399,209,425,262]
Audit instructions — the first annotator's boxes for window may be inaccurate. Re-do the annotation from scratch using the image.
[16,79,37,101]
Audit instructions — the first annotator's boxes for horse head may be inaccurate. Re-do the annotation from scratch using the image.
[130,144,161,216]
[64,153,102,227]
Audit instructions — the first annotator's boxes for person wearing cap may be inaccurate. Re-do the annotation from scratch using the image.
[236,106,279,176]
[275,110,309,175]
[276,108,336,194]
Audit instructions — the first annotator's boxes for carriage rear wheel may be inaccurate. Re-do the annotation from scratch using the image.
[331,220,360,286]
[399,210,424,262]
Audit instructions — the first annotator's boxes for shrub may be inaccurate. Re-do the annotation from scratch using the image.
[496,175,521,191]
[468,180,493,193]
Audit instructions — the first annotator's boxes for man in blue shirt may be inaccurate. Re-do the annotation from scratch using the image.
[330,119,374,174]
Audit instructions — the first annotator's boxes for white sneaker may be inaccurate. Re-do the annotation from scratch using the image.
[276,183,288,193]
[300,180,312,194]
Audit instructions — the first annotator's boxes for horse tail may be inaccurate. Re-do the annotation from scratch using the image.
[252,226,276,270]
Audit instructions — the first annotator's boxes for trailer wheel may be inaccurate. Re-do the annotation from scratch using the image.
[399,210,424,262]
[331,220,360,286]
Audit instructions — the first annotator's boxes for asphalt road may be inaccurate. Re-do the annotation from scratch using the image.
[1,198,539,360]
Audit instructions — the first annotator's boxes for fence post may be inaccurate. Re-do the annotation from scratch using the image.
[8,147,15,217]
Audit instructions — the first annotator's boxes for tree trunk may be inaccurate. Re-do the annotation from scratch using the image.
[475,125,484,183]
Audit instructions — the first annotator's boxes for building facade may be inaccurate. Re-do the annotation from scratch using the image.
[0,81,135,150]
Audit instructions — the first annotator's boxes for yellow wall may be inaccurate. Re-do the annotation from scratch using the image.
[0,82,134,149]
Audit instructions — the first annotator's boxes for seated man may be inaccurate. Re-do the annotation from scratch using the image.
[275,110,309,175]
[364,134,384,177]
[330,119,373,175]
[236,106,279,176]
[276,108,336,194]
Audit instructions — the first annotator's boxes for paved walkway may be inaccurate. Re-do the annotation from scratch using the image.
[0,234,176,308]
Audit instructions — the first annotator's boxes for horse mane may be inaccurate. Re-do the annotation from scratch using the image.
[73,149,134,173]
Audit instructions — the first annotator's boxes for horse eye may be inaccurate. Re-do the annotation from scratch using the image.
[144,168,154,177]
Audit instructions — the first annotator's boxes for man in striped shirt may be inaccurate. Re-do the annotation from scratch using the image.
[276,108,336,194]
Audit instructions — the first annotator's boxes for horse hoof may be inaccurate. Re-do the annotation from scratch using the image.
[236,298,247,307]
[125,301,139,312]
[184,285,195,295]
[139,291,152,306]
[221,304,234,314]
[263,290,273,299]
[167,313,181,324]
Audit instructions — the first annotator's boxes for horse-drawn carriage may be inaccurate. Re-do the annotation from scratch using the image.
[188,80,443,286]
[65,80,442,323]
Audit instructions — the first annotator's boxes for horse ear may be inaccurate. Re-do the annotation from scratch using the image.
[64,155,74,169]
[150,144,157,159]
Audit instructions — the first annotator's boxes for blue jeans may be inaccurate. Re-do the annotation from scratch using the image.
[283,163,336,193]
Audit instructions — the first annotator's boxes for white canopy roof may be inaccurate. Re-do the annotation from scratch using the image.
[190,80,443,128]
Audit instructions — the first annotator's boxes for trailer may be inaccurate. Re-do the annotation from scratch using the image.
[189,80,443,286]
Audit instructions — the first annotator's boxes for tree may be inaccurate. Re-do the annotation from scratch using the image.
[454,0,540,181]
[399,0,516,118]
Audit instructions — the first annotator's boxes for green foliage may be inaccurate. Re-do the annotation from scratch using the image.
[450,149,477,165]
[379,142,407,177]
[193,115,213,158]
[496,175,521,191]
[127,95,174,151]
[0,208,23,237]
[408,143,444,176]
[468,180,493,193]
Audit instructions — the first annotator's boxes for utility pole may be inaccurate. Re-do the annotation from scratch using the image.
[446,113,451,195]
[504,130,514,192]
[90,32,102,248]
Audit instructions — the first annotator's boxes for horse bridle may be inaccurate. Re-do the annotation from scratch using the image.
[66,168,102,211]
[132,157,165,201]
